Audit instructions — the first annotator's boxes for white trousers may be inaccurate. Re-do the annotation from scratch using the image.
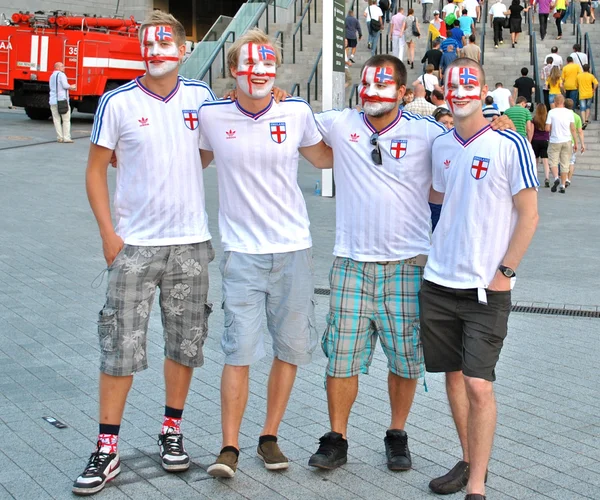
[392,35,406,61]
[50,104,72,141]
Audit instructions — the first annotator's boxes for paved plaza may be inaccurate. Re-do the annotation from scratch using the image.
[0,108,599,499]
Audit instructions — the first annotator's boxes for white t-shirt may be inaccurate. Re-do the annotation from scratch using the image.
[489,1,507,18]
[49,71,70,105]
[420,73,440,92]
[490,87,512,112]
[365,5,384,22]
[545,53,563,68]
[570,51,588,70]
[546,107,575,143]
[442,3,460,17]
[463,0,480,17]
[314,108,447,261]
[198,97,322,254]
[425,126,538,289]
[91,76,214,246]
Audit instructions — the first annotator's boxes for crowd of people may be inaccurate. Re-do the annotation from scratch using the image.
[71,8,543,500]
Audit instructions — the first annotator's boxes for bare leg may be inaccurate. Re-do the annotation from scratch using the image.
[560,170,568,186]
[261,358,297,436]
[221,364,250,449]
[327,375,359,438]
[464,376,496,496]
[99,373,133,424]
[164,358,193,410]
[568,164,575,182]
[551,166,559,179]
[446,371,470,461]
[388,373,417,430]
[543,158,550,180]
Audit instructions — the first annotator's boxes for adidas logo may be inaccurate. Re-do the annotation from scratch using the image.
[138,117,149,127]
[444,159,451,169]
[226,129,236,139]
[349,133,359,143]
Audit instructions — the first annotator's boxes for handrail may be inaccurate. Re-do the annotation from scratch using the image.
[197,30,235,87]
[307,48,323,104]
[531,32,542,104]
[290,82,301,96]
[481,1,487,65]
[584,32,598,121]
[273,30,284,63]
[348,83,360,108]
[292,0,313,63]
[575,22,581,48]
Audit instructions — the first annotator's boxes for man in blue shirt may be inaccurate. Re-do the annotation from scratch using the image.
[345,8,362,63]
[449,20,465,49]
[458,8,476,36]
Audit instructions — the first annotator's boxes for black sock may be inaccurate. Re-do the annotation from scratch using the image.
[164,406,183,419]
[99,423,120,436]
[221,446,239,456]
[259,435,277,445]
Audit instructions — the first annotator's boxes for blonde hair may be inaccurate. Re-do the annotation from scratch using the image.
[139,10,186,47]
[227,28,282,77]
[548,66,561,87]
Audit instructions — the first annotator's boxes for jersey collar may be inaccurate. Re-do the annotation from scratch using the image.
[362,109,402,135]
[235,96,274,120]
[135,76,181,103]
[453,124,491,147]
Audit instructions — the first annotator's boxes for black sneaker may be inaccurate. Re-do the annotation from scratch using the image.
[565,180,571,188]
[384,429,412,471]
[559,186,566,193]
[72,443,121,496]
[551,178,560,192]
[544,178,550,188]
[429,460,469,494]
[158,433,190,471]
[308,432,348,469]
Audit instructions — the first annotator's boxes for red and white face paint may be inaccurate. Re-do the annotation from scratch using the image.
[444,66,483,118]
[359,66,399,117]
[235,43,277,99]
[141,25,180,77]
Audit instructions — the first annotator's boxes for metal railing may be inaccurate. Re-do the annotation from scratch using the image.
[584,32,598,120]
[292,0,314,63]
[480,2,487,65]
[273,30,284,63]
[306,48,323,104]
[348,83,360,108]
[531,32,543,104]
[290,82,301,96]
[197,31,235,88]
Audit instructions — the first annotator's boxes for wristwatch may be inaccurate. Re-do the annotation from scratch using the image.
[498,265,516,278]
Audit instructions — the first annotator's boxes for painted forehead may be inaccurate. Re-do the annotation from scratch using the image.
[143,25,174,42]
[239,43,277,63]
[448,66,481,86]
[362,65,396,84]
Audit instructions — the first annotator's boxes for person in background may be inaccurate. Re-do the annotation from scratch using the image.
[546,65,563,108]
[489,82,513,113]
[431,89,449,109]
[570,43,588,70]
[513,67,536,111]
[365,0,384,55]
[440,43,458,82]
[345,9,363,63]
[541,56,554,109]
[483,95,502,121]
[434,107,454,129]
[546,94,577,194]
[554,0,567,40]
[442,0,461,32]
[463,0,481,23]
[459,8,476,36]
[545,46,563,68]
[580,0,592,23]
[562,56,581,106]
[564,98,585,188]
[421,38,443,79]
[531,103,551,187]
[489,0,508,48]
[49,61,76,143]
[399,88,414,109]
[413,64,441,100]
[450,19,466,49]
[403,8,420,68]
[462,34,481,62]
[536,0,552,40]
[432,9,444,31]
[390,7,407,61]
[507,0,529,47]
[404,82,438,115]
[504,96,534,140]
[421,0,435,23]
[576,63,598,127]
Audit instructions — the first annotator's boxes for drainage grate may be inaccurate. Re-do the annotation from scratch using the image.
[313,289,600,318]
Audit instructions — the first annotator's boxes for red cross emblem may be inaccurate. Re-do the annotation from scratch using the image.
[471,156,489,180]
[270,122,287,144]
[390,139,407,159]
[182,110,199,131]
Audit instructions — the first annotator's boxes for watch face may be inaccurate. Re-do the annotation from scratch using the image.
[502,267,515,277]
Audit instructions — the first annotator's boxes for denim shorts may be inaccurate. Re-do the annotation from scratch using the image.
[580,98,591,111]
[98,241,214,376]
[220,249,317,366]
[322,257,425,379]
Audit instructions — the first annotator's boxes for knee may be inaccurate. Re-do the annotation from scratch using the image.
[464,376,494,407]
[445,370,464,390]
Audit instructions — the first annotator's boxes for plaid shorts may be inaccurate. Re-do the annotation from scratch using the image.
[322,257,425,379]
[98,241,214,376]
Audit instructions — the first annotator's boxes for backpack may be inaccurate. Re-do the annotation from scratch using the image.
[379,0,390,11]
[444,5,458,26]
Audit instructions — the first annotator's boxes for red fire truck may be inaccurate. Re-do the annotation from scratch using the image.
[0,10,146,119]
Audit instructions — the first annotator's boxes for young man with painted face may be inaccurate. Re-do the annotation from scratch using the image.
[198,29,332,479]
[73,11,215,496]
[307,54,448,471]
[421,58,539,499]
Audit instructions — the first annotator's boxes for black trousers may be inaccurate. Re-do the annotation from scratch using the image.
[539,13,549,39]
[493,18,504,45]
[556,9,566,36]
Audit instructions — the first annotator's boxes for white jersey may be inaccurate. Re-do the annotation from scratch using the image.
[314,108,447,261]
[198,97,322,254]
[463,0,480,17]
[91,76,215,246]
[424,125,538,289]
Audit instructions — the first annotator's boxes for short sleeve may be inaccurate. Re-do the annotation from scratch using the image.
[91,93,119,150]
[197,88,216,150]
[198,104,212,151]
[313,109,344,145]
[503,133,539,195]
[545,111,552,125]
[300,104,323,148]
[431,136,448,193]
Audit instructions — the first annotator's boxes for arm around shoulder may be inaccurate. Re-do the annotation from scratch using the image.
[300,140,334,169]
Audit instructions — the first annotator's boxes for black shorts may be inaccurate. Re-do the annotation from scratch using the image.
[531,139,549,159]
[346,38,358,48]
[418,280,511,381]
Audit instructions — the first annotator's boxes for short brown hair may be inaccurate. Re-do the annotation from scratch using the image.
[227,28,282,77]
[139,11,186,47]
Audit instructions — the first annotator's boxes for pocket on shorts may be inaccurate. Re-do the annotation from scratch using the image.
[206,240,216,263]
[321,312,337,358]
[98,307,118,353]
[108,245,127,270]
[219,251,233,277]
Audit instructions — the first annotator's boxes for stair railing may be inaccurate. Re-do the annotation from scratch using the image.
[348,83,360,108]
[531,32,542,104]
[481,0,488,65]
[307,48,323,104]
[292,0,314,63]
[584,32,598,120]
[290,82,301,96]
[274,30,285,63]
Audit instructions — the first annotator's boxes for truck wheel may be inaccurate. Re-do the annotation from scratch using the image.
[25,107,52,120]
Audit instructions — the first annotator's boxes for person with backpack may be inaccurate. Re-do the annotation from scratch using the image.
[364,0,384,56]
[442,0,461,31]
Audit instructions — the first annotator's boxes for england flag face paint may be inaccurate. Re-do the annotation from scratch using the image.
[359,65,399,117]
[235,43,277,99]
[444,66,483,118]
[141,25,181,77]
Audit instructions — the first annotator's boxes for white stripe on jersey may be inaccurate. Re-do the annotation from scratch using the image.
[314,108,446,261]
[91,76,214,246]
[198,97,323,254]
[425,126,539,289]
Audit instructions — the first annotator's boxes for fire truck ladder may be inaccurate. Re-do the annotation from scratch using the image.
[0,35,10,87]
[63,40,80,90]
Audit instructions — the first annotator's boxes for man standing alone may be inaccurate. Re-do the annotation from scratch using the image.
[345,9,362,63]
[49,62,76,143]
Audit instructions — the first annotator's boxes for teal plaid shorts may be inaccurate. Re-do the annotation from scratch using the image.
[322,257,425,379]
